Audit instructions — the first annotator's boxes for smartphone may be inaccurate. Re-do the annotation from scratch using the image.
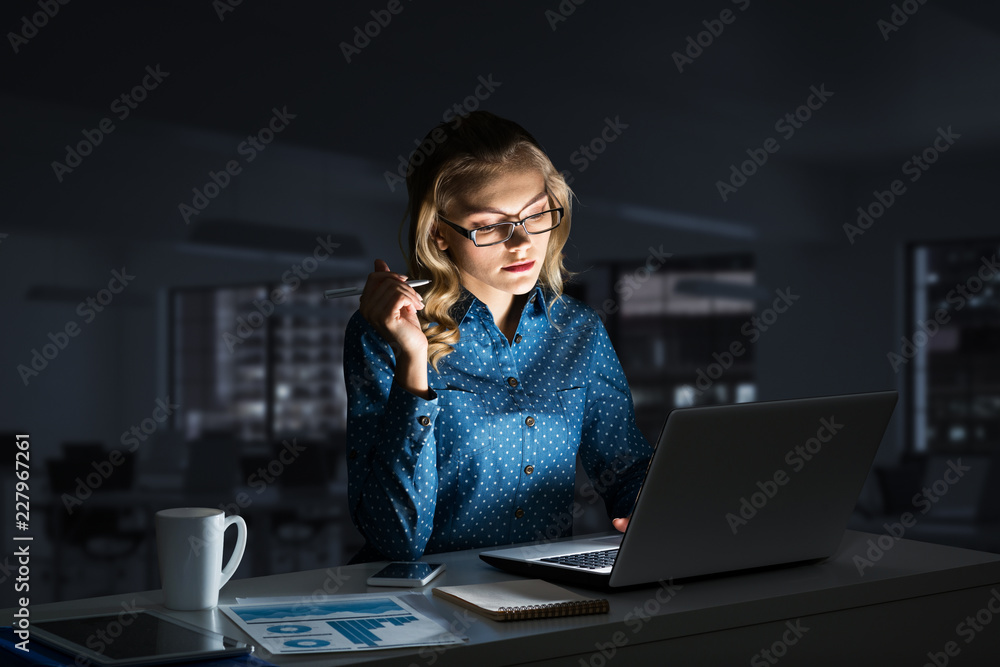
[367,561,446,587]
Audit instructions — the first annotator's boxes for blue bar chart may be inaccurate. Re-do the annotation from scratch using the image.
[328,615,418,647]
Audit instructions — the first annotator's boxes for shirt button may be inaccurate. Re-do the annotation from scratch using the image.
[507,377,519,388]
[524,465,534,475]
[418,415,430,426]
[514,508,525,519]
[348,450,358,460]
[514,334,523,344]
[525,416,535,427]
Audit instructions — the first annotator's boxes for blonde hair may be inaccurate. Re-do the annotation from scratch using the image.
[401,111,573,370]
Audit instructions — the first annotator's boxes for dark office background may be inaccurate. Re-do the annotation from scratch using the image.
[1,1,999,608]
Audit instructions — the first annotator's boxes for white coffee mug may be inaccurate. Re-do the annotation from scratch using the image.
[155,508,247,610]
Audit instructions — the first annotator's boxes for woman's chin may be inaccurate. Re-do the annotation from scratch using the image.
[502,271,541,294]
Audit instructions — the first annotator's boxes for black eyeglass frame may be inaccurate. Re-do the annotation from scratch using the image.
[436,192,565,247]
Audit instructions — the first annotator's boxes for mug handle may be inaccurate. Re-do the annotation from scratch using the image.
[218,514,247,590]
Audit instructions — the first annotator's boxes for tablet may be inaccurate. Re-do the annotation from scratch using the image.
[32,609,253,666]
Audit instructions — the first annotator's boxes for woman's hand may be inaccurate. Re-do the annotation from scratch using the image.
[613,517,629,533]
[359,259,431,398]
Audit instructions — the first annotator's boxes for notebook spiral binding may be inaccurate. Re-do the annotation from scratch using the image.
[495,599,610,621]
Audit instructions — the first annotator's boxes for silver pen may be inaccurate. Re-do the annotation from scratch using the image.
[324,279,431,299]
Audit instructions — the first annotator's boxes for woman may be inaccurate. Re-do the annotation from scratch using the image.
[344,110,652,562]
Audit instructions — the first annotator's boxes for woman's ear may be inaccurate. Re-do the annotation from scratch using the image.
[431,224,448,252]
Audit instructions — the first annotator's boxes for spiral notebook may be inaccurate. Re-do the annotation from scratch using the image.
[432,579,609,621]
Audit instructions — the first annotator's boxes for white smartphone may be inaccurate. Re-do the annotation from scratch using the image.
[367,561,446,587]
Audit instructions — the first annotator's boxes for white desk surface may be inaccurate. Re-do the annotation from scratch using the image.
[8,530,1000,666]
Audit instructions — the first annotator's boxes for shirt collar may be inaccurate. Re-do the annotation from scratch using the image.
[451,283,549,327]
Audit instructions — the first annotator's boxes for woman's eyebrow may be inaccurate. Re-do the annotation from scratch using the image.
[462,191,548,216]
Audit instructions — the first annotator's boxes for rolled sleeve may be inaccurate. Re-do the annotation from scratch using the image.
[376,382,440,455]
[345,312,441,560]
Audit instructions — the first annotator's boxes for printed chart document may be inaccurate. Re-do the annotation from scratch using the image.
[220,594,466,655]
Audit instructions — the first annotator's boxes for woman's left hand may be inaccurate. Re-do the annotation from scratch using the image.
[613,517,629,532]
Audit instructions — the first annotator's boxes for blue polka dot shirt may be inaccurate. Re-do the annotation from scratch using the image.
[344,285,653,562]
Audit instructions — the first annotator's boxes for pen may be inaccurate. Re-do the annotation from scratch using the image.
[324,279,432,299]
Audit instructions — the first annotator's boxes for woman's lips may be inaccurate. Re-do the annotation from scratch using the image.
[502,260,535,273]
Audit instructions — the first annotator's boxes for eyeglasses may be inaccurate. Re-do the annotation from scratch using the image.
[437,194,564,247]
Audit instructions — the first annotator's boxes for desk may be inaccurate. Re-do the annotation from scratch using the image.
[7,530,1000,665]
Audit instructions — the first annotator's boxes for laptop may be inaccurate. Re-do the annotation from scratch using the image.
[480,390,898,589]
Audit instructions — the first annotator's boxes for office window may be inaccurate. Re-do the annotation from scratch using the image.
[271,285,352,440]
[598,254,756,444]
[171,280,356,442]
[172,286,269,441]
[907,240,1000,455]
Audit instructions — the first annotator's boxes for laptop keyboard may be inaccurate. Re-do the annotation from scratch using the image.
[540,548,618,570]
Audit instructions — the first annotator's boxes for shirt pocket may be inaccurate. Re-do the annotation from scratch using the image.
[434,387,495,461]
